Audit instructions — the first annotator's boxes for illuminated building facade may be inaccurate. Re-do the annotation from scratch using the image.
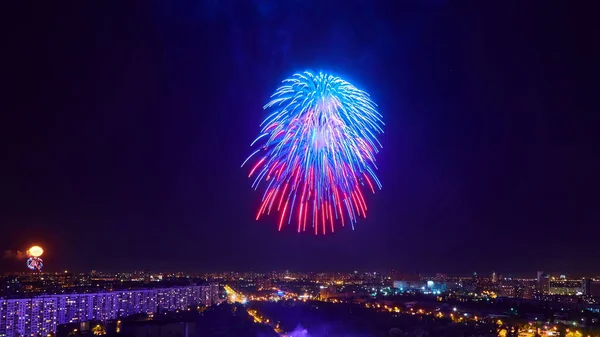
[257,277,272,291]
[537,272,549,295]
[499,284,515,298]
[583,279,600,297]
[0,285,218,337]
[548,280,582,296]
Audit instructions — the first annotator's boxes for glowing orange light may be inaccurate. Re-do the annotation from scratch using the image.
[28,246,43,257]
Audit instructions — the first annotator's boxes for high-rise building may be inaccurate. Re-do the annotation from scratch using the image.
[537,271,544,282]
[536,271,549,295]
[0,285,218,337]
[583,279,600,297]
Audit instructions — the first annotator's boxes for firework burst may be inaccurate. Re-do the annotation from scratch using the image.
[243,71,383,234]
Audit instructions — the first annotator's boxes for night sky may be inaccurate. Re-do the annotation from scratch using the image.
[2,1,597,275]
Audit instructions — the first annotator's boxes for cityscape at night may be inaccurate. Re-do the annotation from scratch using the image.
[1,271,600,337]
[1,1,596,337]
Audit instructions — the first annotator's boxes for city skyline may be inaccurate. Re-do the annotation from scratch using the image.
[2,1,597,273]
[2,269,600,282]
[2,268,600,337]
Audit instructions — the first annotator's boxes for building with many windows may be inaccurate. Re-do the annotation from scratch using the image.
[0,285,218,337]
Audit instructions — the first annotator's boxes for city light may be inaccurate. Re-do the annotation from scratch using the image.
[2,270,599,337]
[0,285,219,337]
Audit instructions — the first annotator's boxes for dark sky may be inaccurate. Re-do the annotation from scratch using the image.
[2,1,598,275]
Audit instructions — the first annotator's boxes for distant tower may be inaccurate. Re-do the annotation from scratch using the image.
[583,279,591,295]
[492,272,498,283]
[537,271,544,282]
[390,269,398,287]
[536,271,549,295]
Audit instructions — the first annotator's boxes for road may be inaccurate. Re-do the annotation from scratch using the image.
[224,285,285,336]
[224,284,247,304]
